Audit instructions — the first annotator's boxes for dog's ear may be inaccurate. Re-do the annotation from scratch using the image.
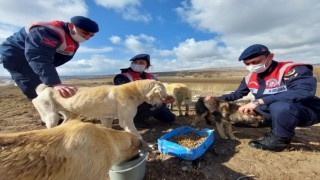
[146,85,156,100]
[146,82,167,100]
[219,101,229,109]
[130,135,142,149]
[219,101,230,117]
[154,82,167,100]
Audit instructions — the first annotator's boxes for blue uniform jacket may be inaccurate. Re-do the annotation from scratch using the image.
[0,22,78,86]
[220,60,320,111]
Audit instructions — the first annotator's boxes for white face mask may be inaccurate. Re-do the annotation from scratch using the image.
[71,26,87,43]
[131,64,146,73]
[245,58,269,73]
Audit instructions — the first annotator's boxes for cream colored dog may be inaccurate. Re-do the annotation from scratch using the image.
[163,83,193,116]
[0,120,141,180]
[32,79,167,139]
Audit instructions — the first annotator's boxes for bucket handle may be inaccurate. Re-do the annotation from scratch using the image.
[110,157,147,173]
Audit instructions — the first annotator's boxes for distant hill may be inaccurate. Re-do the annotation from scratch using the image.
[59,64,320,79]
[155,63,320,77]
[153,66,247,77]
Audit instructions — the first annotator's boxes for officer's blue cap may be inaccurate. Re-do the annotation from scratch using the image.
[130,54,150,67]
[70,16,99,33]
[239,44,269,61]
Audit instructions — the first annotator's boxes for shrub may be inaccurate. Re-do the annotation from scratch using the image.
[192,73,201,78]
[176,73,185,77]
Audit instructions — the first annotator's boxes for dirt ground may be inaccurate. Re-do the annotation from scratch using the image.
[1,81,320,180]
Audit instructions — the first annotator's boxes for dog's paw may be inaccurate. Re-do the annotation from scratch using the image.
[230,136,239,141]
[219,135,228,140]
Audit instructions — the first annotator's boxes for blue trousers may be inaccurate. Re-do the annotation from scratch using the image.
[255,101,320,138]
[2,59,42,99]
[134,102,176,123]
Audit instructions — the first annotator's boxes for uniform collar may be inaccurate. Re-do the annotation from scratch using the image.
[121,67,146,75]
[63,22,71,35]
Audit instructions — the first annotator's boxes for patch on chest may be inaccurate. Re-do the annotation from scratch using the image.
[266,78,278,88]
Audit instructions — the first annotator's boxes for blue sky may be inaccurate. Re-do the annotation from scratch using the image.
[1,0,320,76]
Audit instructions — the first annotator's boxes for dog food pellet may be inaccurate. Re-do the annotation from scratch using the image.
[169,133,207,148]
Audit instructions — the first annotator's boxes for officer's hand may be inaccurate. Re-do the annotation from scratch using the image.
[53,84,77,98]
[204,95,215,101]
[163,95,175,104]
[238,102,258,115]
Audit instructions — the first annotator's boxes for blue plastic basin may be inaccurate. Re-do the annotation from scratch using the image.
[157,126,214,160]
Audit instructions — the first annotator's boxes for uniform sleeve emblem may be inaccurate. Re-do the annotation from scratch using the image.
[284,68,299,81]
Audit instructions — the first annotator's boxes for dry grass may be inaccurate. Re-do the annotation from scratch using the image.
[1,71,320,180]
[160,78,320,97]
[60,66,320,97]
[159,75,242,95]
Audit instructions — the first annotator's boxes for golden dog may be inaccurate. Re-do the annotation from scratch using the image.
[32,79,167,140]
[163,83,193,116]
[192,97,264,139]
[0,120,141,180]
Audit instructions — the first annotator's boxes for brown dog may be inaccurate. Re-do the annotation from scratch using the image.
[32,79,167,141]
[0,120,141,180]
[192,97,264,139]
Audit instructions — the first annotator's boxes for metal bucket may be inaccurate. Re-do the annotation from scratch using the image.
[109,150,148,180]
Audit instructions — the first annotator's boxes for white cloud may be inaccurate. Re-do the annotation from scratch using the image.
[124,34,156,54]
[177,0,315,35]
[0,55,121,77]
[163,38,242,70]
[77,46,114,53]
[56,54,123,76]
[94,0,151,22]
[176,0,320,65]
[110,36,121,44]
[94,0,140,9]
[0,0,88,44]
[0,0,88,27]
[122,8,152,22]
[122,7,152,22]
[157,50,174,57]
[174,39,219,60]
[1,0,320,77]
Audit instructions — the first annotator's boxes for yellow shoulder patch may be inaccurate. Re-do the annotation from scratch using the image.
[284,68,299,81]
[285,69,296,77]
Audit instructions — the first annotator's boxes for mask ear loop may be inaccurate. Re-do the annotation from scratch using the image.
[263,52,271,66]
[263,55,271,69]
[68,23,76,35]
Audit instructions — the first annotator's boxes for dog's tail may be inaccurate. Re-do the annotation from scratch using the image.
[173,87,194,105]
[183,87,192,104]
[183,97,195,107]
[35,84,49,95]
